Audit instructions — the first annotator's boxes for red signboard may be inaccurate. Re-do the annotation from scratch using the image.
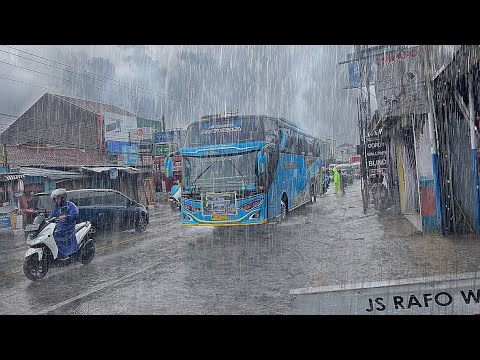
[154,156,182,174]
[350,155,361,163]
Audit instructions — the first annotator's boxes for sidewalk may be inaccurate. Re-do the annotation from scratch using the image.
[0,228,25,250]
[290,180,480,314]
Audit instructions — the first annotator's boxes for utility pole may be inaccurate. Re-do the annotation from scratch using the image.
[355,45,371,211]
[161,115,166,132]
[357,96,367,213]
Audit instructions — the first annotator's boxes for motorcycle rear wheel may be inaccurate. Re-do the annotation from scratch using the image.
[81,240,95,265]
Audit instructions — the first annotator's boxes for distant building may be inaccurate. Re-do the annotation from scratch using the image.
[0,93,171,205]
[336,143,357,163]
[0,93,142,158]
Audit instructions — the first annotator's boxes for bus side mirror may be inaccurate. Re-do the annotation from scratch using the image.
[257,150,267,175]
[164,156,173,178]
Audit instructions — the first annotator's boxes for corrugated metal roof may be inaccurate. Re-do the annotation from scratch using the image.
[19,167,87,180]
[80,166,140,174]
[6,145,105,167]
[53,94,137,117]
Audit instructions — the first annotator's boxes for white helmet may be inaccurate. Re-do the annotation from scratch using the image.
[51,188,67,200]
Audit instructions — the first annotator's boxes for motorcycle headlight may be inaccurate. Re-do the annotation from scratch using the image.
[26,227,50,246]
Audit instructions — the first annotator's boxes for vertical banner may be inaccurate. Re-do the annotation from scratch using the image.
[347,52,375,88]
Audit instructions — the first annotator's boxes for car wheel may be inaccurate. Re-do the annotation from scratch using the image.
[135,215,147,232]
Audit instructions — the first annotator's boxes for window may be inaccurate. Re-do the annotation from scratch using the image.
[88,191,109,206]
[264,118,279,144]
[69,192,92,207]
[107,192,129,206]
[284,129,295,153]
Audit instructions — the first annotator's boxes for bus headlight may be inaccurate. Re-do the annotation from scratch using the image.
[249,211,262,220]
[183,214,193,222]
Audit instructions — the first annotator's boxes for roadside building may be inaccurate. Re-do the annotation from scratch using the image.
[0,93,165,206]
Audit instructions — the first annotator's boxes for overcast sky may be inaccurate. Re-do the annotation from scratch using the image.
[0,45,370,145]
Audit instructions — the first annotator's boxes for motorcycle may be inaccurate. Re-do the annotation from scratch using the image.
[23,212,95,281]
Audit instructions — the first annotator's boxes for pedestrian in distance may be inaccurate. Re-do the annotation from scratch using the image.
[340,170,347,194]
[322,168,329,194]
[333,166,340,194]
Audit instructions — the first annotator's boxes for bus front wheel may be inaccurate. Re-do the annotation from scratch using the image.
[281,195,288,220]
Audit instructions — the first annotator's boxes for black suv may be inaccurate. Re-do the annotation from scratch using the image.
[26,189,149,235]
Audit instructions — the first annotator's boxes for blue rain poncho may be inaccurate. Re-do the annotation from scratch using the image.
[47,200,79,258]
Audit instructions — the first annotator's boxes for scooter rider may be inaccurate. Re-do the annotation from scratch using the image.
[46,188,79,260]
[171,180,181,202]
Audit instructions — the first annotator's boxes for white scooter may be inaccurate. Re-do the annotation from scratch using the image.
[169,187,182,211]
[23,212,95,281]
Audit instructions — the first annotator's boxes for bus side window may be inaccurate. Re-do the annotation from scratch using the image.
[285,130,295,153]
[279,129,288,152]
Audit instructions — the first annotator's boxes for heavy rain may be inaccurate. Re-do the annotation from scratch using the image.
[1,44,480,315]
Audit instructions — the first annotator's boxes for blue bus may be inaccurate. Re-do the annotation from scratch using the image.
[164,114,323,226]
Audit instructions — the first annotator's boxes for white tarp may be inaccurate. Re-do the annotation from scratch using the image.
[374,46,429,118]
[103,111,137,142]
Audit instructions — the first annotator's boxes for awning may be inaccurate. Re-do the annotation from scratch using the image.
[19,167,87,181]
[80,166,141,174]
[0,174,25,181]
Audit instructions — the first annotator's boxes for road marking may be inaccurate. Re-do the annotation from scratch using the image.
[36,261,166,315]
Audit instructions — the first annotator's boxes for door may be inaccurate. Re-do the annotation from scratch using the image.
[87,191,110,231]
[106,191,131,230]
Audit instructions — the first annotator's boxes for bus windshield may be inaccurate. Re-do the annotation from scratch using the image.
[183,151,261,196]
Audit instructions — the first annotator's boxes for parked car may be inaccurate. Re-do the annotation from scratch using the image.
[351,162,361,179]
[25,189,149,236]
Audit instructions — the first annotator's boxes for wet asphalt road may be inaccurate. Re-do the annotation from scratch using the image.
[1,181,480,314]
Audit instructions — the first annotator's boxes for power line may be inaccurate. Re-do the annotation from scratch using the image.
[3,45,222,111]
[2,45,223,113]
[0,58,220,114]
[0,72,218,128]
